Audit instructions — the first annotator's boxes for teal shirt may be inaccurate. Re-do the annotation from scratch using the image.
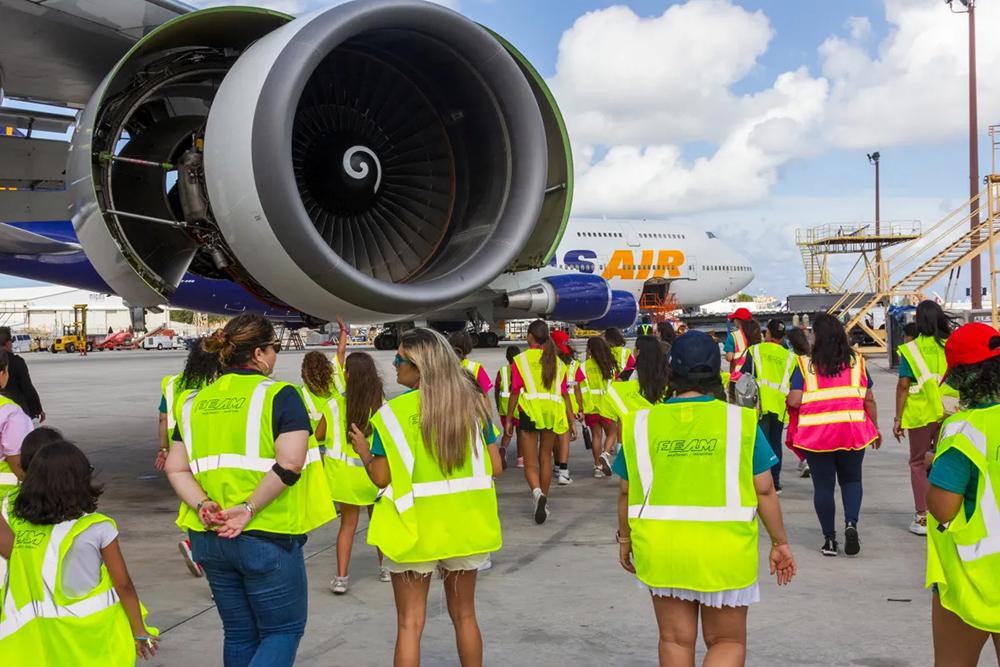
[927,403,998,519]
[722,333,736,354]
[611,396,779,479]
[897,356,916,381]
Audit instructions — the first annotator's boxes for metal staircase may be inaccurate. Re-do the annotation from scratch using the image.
[830,176,1000,349]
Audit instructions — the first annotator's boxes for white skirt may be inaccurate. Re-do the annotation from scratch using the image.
[640,580,760,608]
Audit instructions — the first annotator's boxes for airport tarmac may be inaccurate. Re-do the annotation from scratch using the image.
[15,345,995,666]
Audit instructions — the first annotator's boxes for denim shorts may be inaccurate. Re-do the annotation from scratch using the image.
[385,552,490,575]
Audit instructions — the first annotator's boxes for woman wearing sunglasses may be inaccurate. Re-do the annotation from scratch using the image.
[350,328,503,667]
[164,313,334,667]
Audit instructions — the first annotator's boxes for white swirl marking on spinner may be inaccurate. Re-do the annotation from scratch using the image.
[343,145,381,194]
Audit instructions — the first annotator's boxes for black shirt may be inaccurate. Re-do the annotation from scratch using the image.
[2,353,42,418]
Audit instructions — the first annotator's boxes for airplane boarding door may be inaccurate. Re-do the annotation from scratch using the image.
[622,222,641,247]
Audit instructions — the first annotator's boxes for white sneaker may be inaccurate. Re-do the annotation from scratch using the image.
[593,465,604,478]
[909,514,928,536]
[557,469,572,485]
[797,460,811,478]
[179,539,204,578]
[598,451,613,476]
[477,557,493,572]
[379,567,391,582]
[516,457,524,468]
[330,576,349,595]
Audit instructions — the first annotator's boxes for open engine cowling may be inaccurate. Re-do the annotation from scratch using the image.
[68,0,572,321]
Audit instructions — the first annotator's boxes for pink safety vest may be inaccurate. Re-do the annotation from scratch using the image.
[728,328,749,382]
[793,355,878,452]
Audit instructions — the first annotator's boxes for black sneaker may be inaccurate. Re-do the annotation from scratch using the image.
[534,494,548,525]
[844,523,860,556]
[821,538,838,556]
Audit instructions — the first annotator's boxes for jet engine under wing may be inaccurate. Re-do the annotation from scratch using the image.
[0,0,192,107]
[0,222,80,255]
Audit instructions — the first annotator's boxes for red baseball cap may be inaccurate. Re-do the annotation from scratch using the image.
[943,323,1000,379]
[727,307,753,321]
[551,330,571,355]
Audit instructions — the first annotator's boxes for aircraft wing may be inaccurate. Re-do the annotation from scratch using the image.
[0,0,192,107]
[0,222,80,255]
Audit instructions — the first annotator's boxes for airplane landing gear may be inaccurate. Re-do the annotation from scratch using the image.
[373,329,399,351]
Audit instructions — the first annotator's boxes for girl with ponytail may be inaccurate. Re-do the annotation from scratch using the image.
[504,320,576,525]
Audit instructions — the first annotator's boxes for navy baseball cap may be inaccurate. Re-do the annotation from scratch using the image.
[669,330,721,379]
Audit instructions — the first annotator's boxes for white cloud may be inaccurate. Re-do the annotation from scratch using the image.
[845,16,872,42]
[551,1,829,217]
[820,0,1000,149]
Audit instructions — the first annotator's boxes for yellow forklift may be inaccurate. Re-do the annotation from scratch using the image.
[50,304,92,353]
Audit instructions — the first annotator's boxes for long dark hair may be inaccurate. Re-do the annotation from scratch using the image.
[947,355,1000,407]
[527,320,558,388]
[915,300,955,346]
[203,313,275,367]
[634,335,668,403]
[657,321,676,344]
[668,375,725,401]
[810,313,855,377]
[587,336,618,380]
[448,330,474,359]
[179,338,222,391]
[787,328,811,356]
[604,327,626,348]
[345,352,384,436]
[14,440,102,525]
[742,319,762,347]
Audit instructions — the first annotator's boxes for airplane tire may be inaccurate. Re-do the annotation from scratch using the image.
[481,331,499,348]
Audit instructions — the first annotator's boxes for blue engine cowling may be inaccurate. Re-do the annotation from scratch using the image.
[546,274,612,322]
[585,290,639,330]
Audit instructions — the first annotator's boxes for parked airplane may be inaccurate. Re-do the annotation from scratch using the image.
[0,0,752,348]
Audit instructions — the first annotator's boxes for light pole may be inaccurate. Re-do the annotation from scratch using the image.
[946,0,981,308]
[868,151,881,290]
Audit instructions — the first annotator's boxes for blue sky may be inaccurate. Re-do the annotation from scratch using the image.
[3,0,998,303]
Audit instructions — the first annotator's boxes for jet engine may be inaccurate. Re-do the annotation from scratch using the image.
[502,274,612,323]
[585,290,639,330]
[68,0,572,322]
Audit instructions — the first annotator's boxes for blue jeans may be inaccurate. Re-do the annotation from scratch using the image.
[189,531,308,667]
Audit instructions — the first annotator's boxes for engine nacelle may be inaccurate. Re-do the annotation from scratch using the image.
[585,290,639,330]
[503,274,611,322]
[68,0,572,321]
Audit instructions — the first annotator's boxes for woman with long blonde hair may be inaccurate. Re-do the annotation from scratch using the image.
[350,327,503,667]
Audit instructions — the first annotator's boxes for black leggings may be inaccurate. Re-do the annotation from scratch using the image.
[802,448,866,540]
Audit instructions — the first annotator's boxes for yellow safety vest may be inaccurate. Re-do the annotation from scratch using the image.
[748,342,795,422]
[567,359,582,414]
[611,346,630,373]
[462,358,483,381]
[301,385,378,506]
[621,399,759,591]
[606,379,654,421]
[367,390,501,562]
[926,407,1000,632]
[0,497,158,665]
[161,374,178,431]
[0,396,22,494]
[326,354,346,395]
[583,358,617,420]
[497,365,512,416]
[513,349,569,433]
[899,335,959,430]
[173,373,335,535]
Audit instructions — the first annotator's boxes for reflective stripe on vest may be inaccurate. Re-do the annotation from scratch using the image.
[0,473,17,487]
[0,498,120,640]
[516,356,565,405]
[180,381,323,474]
[629,406,755,522]
[499,366,511,398]
[749,345,794,395]
[376,403,490,515]
[618,347,630,371]
[938,419,1000,562]
[164,375,177,430]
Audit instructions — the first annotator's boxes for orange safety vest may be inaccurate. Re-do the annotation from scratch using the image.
[793,355,878,452]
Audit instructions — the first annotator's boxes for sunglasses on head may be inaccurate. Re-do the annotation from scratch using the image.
[393,354,415,368]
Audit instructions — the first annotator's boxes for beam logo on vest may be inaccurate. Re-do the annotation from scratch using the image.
[196,397,248,413]
[655,438,719,457]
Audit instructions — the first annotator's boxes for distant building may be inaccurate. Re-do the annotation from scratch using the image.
[0,286,177,337]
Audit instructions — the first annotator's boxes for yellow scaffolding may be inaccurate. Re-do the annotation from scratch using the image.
[795,222,922,293]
